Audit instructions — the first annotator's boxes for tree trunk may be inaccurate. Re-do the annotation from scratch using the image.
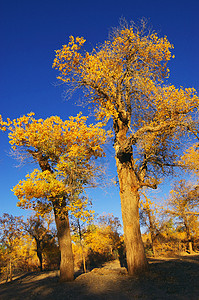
[36,240,43,271]
[77,219,86,273]
[188,240,193,254]
[81,244,86,273]
[147,211,157,257]
[114,119,148,275]
[152,243,157,258]
[115,156,148,275]
[54,208,74,282]
[9,258,12,282]
[6,266,8,283]
[184,218,193,254]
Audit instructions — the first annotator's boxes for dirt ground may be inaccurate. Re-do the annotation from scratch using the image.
[0,255,199,300]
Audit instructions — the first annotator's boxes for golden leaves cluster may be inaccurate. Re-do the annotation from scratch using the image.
[1,112,106,159]
[52,36,86,82]
[13,170,65,209]
[169,180,199,215]
[180,144,199,176]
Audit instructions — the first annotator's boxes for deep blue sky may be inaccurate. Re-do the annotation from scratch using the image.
[0,0,199,222]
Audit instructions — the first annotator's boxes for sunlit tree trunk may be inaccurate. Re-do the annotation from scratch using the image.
[188,240,193,254]
[114,125,148,275]
[9,258,12,282]
[54,207,74,282]
[5,266,8,283]
[184,217,193,254]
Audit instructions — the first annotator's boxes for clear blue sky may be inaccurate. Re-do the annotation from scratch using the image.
[0,0,199,222]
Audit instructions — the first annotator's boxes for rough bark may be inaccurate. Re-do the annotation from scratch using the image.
[54,208,74,282]
[36,240,43,271]
[114,125,148,275]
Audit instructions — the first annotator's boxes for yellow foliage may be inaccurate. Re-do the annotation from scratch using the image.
[52,21,199,190]
[0,113,106,159]
[52,26,181,124]
[0,214,39,280]
[72,214,122,268]
[180,144,199,176]
[1,113,107,219]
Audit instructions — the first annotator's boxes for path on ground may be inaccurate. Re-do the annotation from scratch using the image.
[0,255,199,299]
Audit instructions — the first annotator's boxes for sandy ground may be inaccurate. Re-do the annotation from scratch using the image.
[0,255,199,299]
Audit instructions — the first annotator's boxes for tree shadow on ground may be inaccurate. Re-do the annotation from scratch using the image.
[0,255,198,300]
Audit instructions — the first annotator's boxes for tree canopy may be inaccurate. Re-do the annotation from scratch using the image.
[53,22,199,187]
[0,112,106,216]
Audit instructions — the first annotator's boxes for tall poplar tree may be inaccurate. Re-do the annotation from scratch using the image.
[52,21,199,275]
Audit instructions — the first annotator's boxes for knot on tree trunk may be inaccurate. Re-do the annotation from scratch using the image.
[117,151,132,163]
[115,144,132,164]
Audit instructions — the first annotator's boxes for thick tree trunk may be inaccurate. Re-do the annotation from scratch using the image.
[114,125,148,275]
[54,209,74,282]
[116,159,148,275]
[36,240,43,271]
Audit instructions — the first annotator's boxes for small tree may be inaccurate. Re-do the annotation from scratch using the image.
[23,214,54,271]
[0,214,24,281]
[52,20,199,274]
[97,213,122,256]
[70,196,94,273]
[167,180,199,254]
[71,213,122,269]
[84,214,122,267]
[140,194,164,257]
[71,218,88,273]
